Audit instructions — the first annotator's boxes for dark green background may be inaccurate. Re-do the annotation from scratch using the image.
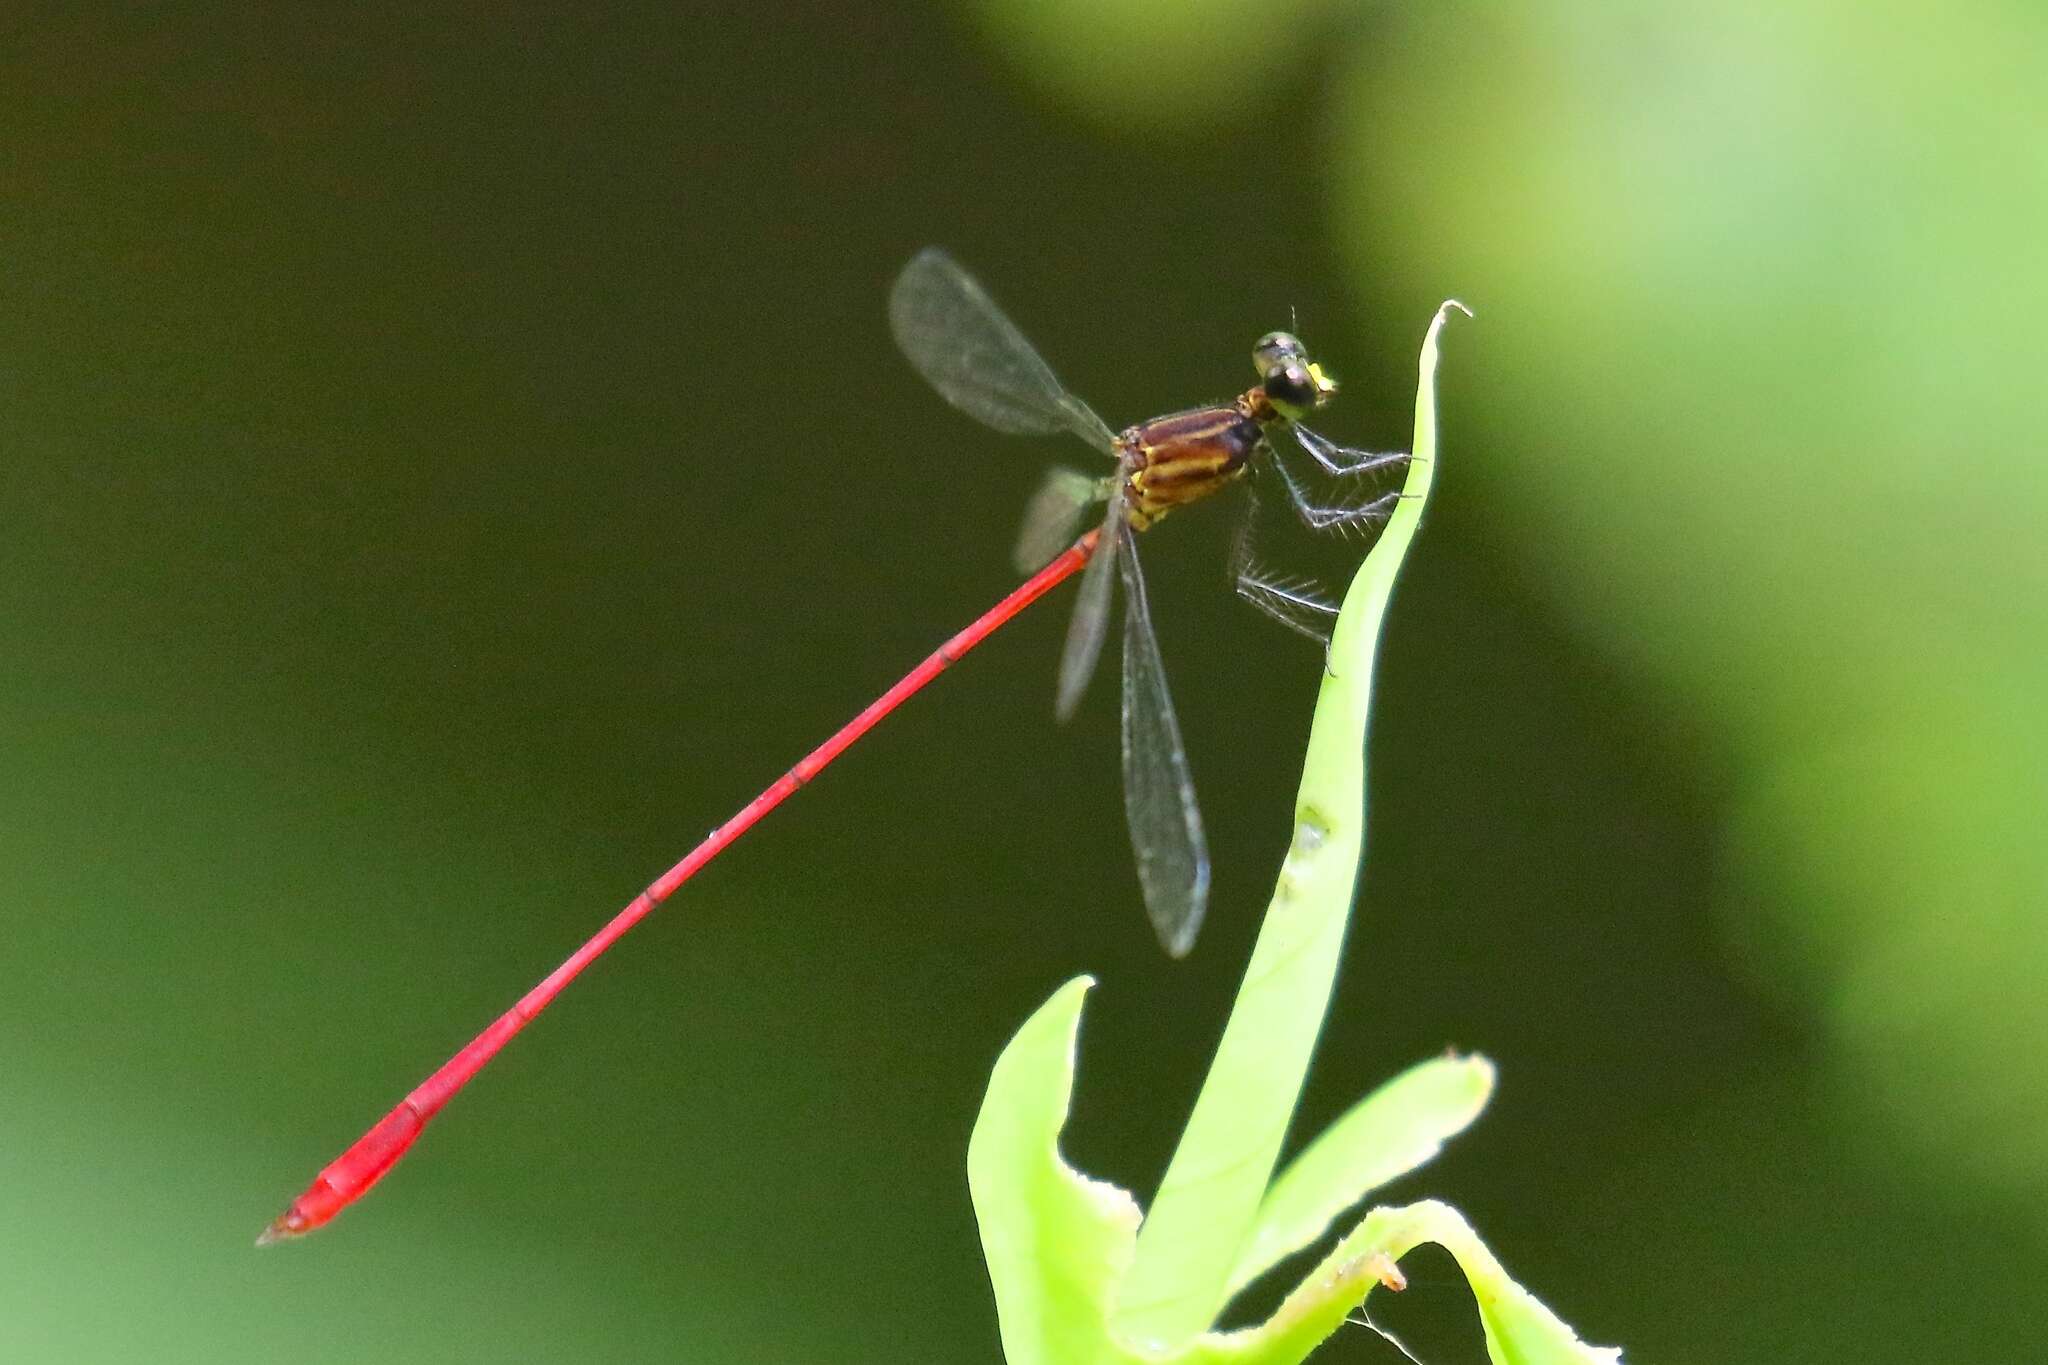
[4,4,2043,1361]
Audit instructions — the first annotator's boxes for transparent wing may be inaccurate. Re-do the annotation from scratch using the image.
[889,247,1118,453]
[1014,468,1109,573]
[1053,486,1126,722]
[1116,526,1211,957]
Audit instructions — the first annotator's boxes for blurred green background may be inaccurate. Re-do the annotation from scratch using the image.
[3,3,2043,1360]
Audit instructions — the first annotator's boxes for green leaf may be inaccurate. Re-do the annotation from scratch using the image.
[968,976,1144,1365]
[1324,1201,1623,1365]
[967,982,1473,1365]
[1226,1053,1495,1299]
[967,983,1618,1365]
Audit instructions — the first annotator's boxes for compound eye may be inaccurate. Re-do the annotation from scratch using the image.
[1263,360,1316,415]
[1252,330,1304,374]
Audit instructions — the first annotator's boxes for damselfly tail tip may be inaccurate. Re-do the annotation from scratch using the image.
[255,1190,327,1246]
[256,1206,313,1246]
